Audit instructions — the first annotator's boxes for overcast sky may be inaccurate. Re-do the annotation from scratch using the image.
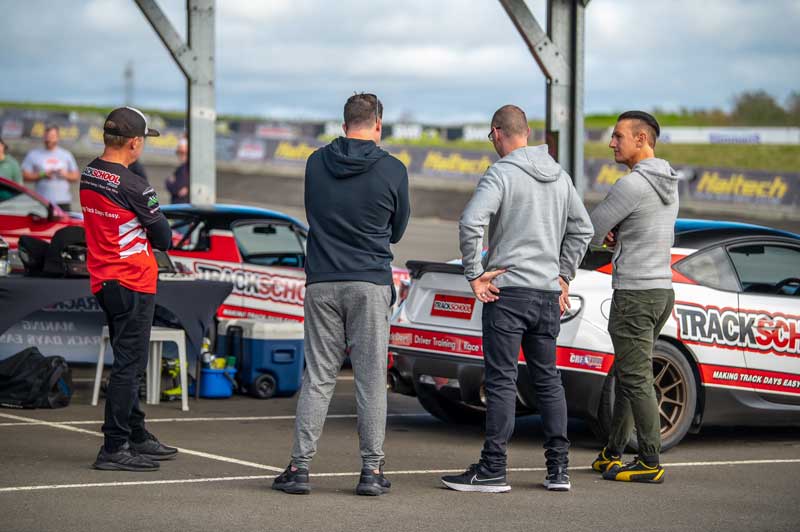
[2,0,798,123]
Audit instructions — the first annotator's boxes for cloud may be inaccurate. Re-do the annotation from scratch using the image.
[0,0,797,122]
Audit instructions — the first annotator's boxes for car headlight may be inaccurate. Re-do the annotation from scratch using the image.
[560,295,583,322]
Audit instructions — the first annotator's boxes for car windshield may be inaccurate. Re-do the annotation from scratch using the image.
[0,183,47,217]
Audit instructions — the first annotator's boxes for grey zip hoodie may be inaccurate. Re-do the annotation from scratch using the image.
[589,157,680,290]
[459,145,594,291]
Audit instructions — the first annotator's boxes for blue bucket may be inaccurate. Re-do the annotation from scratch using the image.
[195,367,237,398]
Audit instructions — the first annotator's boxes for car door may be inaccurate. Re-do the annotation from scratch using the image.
[230,220,306,321]
[166,213,246,318]
[671,245,747,392]
[726,240,800,403]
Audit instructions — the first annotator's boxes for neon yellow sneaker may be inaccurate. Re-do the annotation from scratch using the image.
[602,457,665,483]
[591,448,622,473]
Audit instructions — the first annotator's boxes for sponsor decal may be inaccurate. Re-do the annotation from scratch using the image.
[430,294,475,320]
[81,206,120,219]
[217,304,303,322]
[388,326,614,374]
[674,301,800,357]
[192,262,305,307]
[568,352,604,370]
[700,364,800,396]
[147,195,159,208]
[83,166,121,186]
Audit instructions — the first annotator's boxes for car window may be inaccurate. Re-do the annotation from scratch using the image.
[674,246,740,292]
[0,183,47,218]
[232,222,305,267]
[167,215,209,251]
[727,243,800,296]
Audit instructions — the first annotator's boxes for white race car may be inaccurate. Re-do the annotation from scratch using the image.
[388,220,800,450]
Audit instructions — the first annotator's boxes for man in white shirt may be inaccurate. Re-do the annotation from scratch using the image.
[22,125,80,211]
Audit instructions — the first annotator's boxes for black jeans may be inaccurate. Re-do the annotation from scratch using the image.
[480,287,569,472]
[95,281,155,452]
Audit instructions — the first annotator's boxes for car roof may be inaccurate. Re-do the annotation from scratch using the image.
[674,218,800,249]
[161,203,307,230]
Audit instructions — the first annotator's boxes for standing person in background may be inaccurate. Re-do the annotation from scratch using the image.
[21,125,80,211]
[589,111,679,484]
[0,137,23,185]
[81,107,178,471]
[442,104,593,493]
[166,137,189,204]
[272,93,410,497]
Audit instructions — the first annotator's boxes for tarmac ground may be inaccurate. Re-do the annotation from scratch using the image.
[1,367,799,532]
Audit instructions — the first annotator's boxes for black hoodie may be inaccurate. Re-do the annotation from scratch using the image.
[304,137,410,286]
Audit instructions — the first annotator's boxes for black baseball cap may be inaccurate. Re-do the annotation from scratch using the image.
[104,107,160,138]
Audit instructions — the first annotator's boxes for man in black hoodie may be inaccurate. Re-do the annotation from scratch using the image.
[273,93,410,496]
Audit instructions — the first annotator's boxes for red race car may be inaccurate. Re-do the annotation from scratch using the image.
[0,177,83,269]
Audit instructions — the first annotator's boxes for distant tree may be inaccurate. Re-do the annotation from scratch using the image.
[731,90,787,125]
[786,91,800,126]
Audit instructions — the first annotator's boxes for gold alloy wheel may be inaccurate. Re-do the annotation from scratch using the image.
[653,354,688,440]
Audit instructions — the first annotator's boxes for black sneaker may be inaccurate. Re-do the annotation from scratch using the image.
[356,460,391,496]
[440,463,510,493]
[130,431,178,461]
[543,466,571,491]
[602,457,665,483]
[272,464,311,494]
[93,442,159,472]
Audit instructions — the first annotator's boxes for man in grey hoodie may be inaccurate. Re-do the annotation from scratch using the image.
[441,105,593,493]
[589,111,679,484]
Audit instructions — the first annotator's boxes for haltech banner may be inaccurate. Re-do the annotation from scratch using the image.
[691,168,795,205]
[586,159,800,207]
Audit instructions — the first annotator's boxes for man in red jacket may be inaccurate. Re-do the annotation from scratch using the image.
[81,107,177,471]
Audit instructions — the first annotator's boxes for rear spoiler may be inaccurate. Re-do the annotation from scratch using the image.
[406,260,465,279]
[407,249,613,281]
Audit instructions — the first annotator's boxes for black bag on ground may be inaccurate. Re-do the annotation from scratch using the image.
[0,347,73,409]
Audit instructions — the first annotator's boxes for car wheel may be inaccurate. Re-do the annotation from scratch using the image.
[413,379,485,425]
[251,373,277,399]
[590,340,697,452]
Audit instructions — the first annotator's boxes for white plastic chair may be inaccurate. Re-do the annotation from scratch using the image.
[91,326,189,411]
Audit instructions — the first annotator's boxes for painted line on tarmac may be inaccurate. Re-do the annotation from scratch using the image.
[0,475,276,493]
[0,413,427,427]
[0,412,284,473]
[2,458,800,494]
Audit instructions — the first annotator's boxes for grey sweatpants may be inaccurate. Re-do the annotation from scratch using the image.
[291,281,392,470]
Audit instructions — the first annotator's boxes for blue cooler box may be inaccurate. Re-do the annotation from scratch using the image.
[218,319,304,399]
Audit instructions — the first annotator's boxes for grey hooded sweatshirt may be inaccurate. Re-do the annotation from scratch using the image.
[589,157,680,290]
[459,145,594,291]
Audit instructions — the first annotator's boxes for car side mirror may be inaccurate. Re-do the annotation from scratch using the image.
[47,203,56,221]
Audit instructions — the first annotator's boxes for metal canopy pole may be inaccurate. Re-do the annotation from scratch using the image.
[499,0,589,197]
[135,0,216,205]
